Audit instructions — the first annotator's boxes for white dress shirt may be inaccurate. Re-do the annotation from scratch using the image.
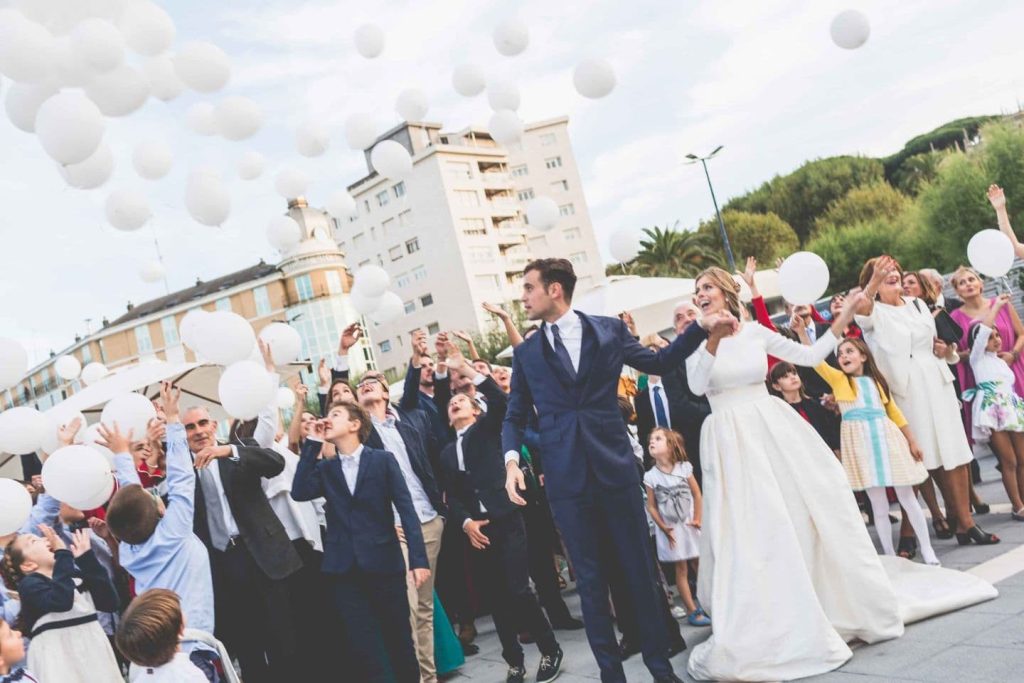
[339,444,363,494]
[544,308,583,372]
[648,379,672,429]
[200,447,241,539]
[373,411,438,525]
[456,425,487,529]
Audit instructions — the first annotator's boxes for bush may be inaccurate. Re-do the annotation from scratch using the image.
[699,210,799,264]
[813,182,910,236]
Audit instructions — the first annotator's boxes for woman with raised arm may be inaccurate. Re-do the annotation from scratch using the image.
[684,267,997,683]
[988,184,1024,259]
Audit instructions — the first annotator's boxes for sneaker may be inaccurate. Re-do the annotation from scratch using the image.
[537,646,563,683]
[506,665,526,683]
[670,606,687,619]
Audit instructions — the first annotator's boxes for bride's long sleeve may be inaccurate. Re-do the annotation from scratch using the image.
[754,324,839,368]
[686,342,716,396]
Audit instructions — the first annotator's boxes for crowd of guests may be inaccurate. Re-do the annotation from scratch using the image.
[3,186,1024,683]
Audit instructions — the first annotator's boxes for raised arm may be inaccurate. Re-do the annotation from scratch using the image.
[291,436,325,502]
[483,301,524,348]
[988,184,1024,259]
[740,257,778,332]
[623,316,709,376]
[288,383,309,453]
[855,256,897,318]
[400,330,429,412]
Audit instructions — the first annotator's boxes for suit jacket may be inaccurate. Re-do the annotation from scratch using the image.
[192,441,302,580]
[437,376,512,527]
[364,406,445,519]
[400,360,453,446]
[501,311,708,501]
[292,442,428,574]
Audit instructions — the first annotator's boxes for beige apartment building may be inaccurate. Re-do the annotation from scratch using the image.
[337,116,604,376]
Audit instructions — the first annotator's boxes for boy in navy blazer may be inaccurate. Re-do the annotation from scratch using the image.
[292,399,429,683]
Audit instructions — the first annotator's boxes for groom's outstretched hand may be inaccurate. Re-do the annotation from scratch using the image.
[505,461,528,506]
[704,311,739,339]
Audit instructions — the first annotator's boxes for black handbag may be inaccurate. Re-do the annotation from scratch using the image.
[934,308,964,345]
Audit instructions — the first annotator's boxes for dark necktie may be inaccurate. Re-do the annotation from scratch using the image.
[653,385,669,427]
[551,323,577,380]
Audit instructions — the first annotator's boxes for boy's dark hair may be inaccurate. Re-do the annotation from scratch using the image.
[328,400,373,443]
[106,484,161,545]
[471,358,493,372]
[115,589,183,668]
[329,377,354,399]
[525,258,577,302]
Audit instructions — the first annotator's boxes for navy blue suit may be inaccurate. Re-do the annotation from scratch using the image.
[292,441,426,682]
[502,312,707,682]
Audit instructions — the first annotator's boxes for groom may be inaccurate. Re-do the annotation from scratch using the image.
[502,258,725,683]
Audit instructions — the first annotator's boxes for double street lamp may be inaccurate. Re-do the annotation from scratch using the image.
[685,146,735,273]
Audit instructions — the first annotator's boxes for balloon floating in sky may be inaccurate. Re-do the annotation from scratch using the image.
[70,18,125,74]
[259,322,303,364]
[830,10,870,50]
[488,109,524,146]
[266,215,303,253]
[185,170,231,226]
[353,264,391,298]
[186,102,218,135]
[492,18,529,56]
[118,1,176,57]
[133,140,173,180]
[326,190,357,219]
[295,121,330,157]
[80,362,109,385]
[487,78,520,112]
[237,151,265,180]
[274,167,310,199]
[353,24,385,59]
[4,83,56,133]
[84,64,151,117]
[526,196,560,232]
[34,91,105,165]
[573,58,617,99]
[105,188,152,232]
[609,227,645,264]
[0,337,29,390]
[54,354,81,381]
[174,41,231,93]
[139,260,166,283]
[142,55,184,101]
[967,229,1014,278]
[344,112,378,150]
[395,88,429,122]
[0,478,32,535]
[370,140,413,179]
[778,251,831,305]
[452,64,486,97]
[59,143,114,190]
[215,95,263,141]
[369,292,405,325]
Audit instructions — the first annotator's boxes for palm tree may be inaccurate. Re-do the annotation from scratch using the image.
[612,223,724,277]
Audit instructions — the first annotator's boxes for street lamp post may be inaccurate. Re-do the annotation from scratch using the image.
[685,146,735,273]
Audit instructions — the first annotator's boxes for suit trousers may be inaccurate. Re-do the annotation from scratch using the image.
[549,483,674,683]
[399,515,445,683]
[522,492,573,623]
[330,569,420,683]
[476,510,559,668]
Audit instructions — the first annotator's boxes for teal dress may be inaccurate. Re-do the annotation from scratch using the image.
[434,592,464,675]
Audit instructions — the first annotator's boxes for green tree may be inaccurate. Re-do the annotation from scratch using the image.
[467,303,528,366]
[813,182,910,235]
[916,152,992,272]
[882,115,996,182]
[806,207,919,292]
[698,210,799,264]
[890,150,948,196]
[614,224,724,277]
[982,120,1024,228]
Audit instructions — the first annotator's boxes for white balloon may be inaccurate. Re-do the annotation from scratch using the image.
[608,227,644,263]
[492,17,529,56]
[274,168,309,199]
[0,479,32,535]
[452,64,485,97]
[186,102,217,135]
[174,41,231,93]
[218,360,277,420]
[99,393,155,436]
[40,409,85,456]
[42,445,115,510]
[295,121,330,157]
[105,188,151,231]
[70,18,124,73]
[80,423,114,465]
[0,9,57,83]
[59,142,113,189]
[830,10,870,50]
[0,406,48,454]
[54,355,81,380]
[259,322,303,364]
[50,36,90,87]
[967,229,1015,278]
[344,112,378,150]
[34,91,105,165]
[132,140,172,180]
[185,171,231,226]
[526,196,560,232]
[370,140,413,179]
[142,55,184,101]
[237,150,264,180]
[395,88,428,122]
[266,215,302,253]
[777,251,830,305]
[325,190,357,219]
[369,292,405,324]
[487,78,520,111]
[276,387,296,410]
[139,259,165,283]
[573,58,616,99]
[84,64,150,116]
[179,309,209,351]
[4,82,55,132]
[194,311,256,365]
[119,1,175,56]
[488,109,523,146]
[351,288,383,315]
[353,264,390,297]
[215,95,263,141]
[0,338,29,390]
[80,362,108,385]
[353,24,384,59]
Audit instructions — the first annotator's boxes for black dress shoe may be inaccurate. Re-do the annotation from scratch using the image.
[536,646,563,683]
[550,616,585,630]
[654,674,684,683]
[618,637,640,660]
[666,638,687,657]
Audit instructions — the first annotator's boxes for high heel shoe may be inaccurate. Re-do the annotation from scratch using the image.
[971,502,991,515]
[932,518,954,540]
[955,526,1000,545]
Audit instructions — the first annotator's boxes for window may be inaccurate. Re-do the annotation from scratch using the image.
[215,297,231,311]
[370,226,377,241]
[516,188,535,201]
[405,237,420,254]
[396,272,411,288]
[392,181,406,198]
[381,218,395,235]
[253,286,272,315]
[563,227,581,242]
[461,217,486,236]
[363,199,370,213]
[539,132,556,146]
[528,235,548,249]
[80,343,92,364]
[375,190,389,207]
[427,322,440,335]
[379,340,392,353]
[468,246,494,263]
[161,316,180,346]
[403,300,416,314]
[420,293,433,307]
[398,210,412,227]
[570,251,588,265]
[447,161,472,180]
[559,203,576,216]
[295,274,314,302]
[475,274,501,290]
[358,258,371,267]
[551,179,569,192]
[511,164,529,177]
[389,245,404,261]
[545,156,563,169]
[325,271,343,295]
[353,232,365,248]
[455,190,480,207]
[135,325,153,354]
[412,265,427,281]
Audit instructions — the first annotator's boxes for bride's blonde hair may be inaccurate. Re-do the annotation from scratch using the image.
[695,267,741,319]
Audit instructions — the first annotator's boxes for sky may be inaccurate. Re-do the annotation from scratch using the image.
[2,0,1024,363]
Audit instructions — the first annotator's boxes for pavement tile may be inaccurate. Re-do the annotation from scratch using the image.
[912,644,1024,683]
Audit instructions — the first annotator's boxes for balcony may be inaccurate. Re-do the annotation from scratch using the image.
[494,222,526,246]
[480,173,513,191]
[503,252,530,271]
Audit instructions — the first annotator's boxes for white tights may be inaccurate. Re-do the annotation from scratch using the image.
[865,486,940,565]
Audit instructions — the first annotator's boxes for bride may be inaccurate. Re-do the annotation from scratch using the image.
[684,267,997,682]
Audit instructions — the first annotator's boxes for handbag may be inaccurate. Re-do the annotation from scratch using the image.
[934,308,964,345]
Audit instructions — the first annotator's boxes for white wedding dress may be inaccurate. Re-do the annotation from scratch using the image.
[684,323,998,682]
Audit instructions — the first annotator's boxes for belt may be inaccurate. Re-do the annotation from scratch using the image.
[843,407,886,421]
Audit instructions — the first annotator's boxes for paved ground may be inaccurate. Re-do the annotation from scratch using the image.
[448,450,1024,682]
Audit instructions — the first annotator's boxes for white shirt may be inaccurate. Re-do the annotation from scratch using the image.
[129,653,208,682]
[339,444,363,494]
[373,412,438,525]
[648,379,672,429]
[200,447,241,539]
[544,308,583,372]
[456,425,487,528]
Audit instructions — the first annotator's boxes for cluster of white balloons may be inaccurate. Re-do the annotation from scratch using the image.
[349,265,403,324]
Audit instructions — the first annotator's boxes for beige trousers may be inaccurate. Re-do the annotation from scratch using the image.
[400,516,444,683]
